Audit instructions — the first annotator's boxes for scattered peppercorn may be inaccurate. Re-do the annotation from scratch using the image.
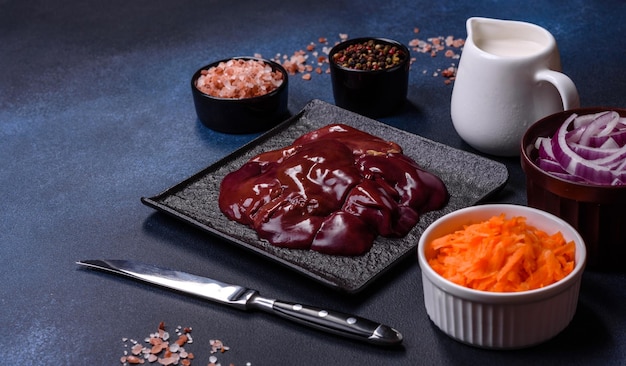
[265,29,463,82]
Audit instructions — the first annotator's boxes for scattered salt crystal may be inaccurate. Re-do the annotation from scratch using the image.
[158,355,178,366]
[131,344,143,355]
[126,355,144,364]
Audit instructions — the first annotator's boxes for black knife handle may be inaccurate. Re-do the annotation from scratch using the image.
[267,299,403,346]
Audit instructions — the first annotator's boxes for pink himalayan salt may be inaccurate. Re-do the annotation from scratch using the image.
[196,59,284,99]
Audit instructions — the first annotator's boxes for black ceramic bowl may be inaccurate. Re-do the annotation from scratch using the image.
[329,37,410,118]
[191,57,289,134]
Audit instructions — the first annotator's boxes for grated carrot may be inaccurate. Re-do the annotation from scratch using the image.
[427,214,576,292]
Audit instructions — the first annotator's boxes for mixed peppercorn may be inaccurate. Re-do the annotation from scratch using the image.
[332,39,407,71]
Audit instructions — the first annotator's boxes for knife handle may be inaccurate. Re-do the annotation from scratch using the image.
[259,298,403,346]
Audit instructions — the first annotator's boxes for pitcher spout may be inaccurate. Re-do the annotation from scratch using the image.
[465,17,497,46]
[465,17,557,59]
[465,17,479,41]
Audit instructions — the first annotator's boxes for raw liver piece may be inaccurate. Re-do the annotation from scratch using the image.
[219,124,449,255]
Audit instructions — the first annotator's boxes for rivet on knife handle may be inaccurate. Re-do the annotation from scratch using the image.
[247,295,403,346]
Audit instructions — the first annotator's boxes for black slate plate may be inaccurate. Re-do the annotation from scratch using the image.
[141,99,509,293]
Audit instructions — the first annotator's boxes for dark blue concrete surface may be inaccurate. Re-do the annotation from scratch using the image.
[1,0,624,364]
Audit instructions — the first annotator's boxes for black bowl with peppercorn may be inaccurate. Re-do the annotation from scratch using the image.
[329,37,410,118]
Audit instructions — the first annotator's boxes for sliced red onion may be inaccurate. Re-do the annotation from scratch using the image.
[535,111,626,186]
[589,128,626,147]
[572,113,598,129]
[577,111,616,146]
[537,158,568,174]
[569,140,620,160]
[535,136,556,160]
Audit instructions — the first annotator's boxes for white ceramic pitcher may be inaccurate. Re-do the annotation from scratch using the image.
[451,17,579,156]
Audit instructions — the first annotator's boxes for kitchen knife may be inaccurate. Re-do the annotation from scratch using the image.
[76,259,403,346]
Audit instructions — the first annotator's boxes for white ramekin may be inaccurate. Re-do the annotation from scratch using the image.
[417,204,586,349]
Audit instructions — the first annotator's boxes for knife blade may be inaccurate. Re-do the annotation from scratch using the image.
[76,259,403,346]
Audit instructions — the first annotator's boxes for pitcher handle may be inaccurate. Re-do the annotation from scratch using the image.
[535,69,580,110]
